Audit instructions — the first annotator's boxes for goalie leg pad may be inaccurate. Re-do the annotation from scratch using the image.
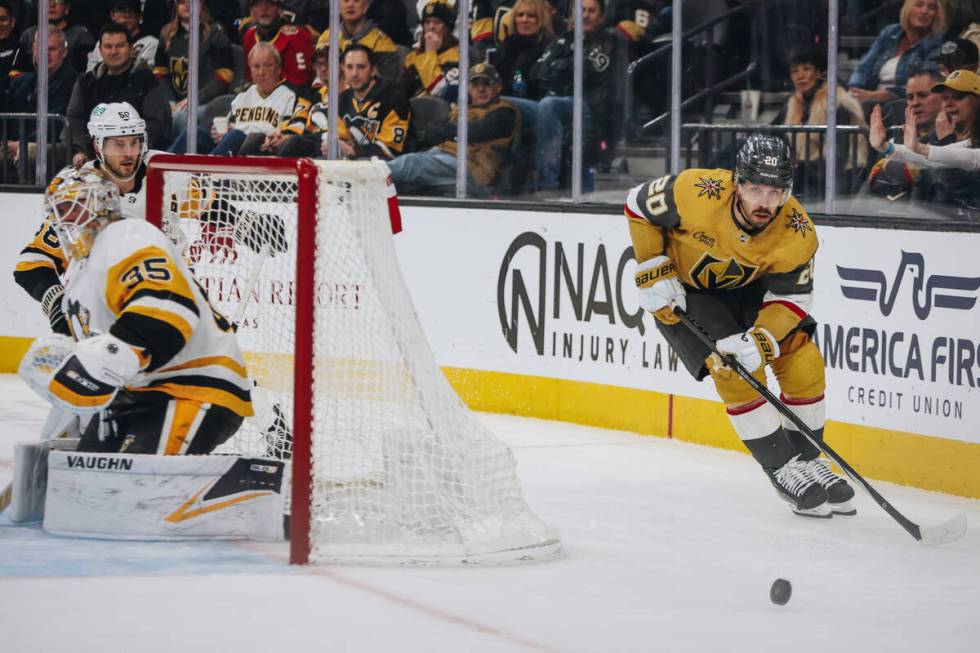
[8,438,80,523]
[77,391,244,455]
[43,451,285,541]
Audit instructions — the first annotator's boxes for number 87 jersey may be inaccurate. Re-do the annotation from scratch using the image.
[63,218,253,418]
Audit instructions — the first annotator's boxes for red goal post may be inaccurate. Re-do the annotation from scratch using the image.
[147,154,319,562]
[146,154,560,566]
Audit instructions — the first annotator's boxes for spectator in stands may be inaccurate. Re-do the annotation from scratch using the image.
[848,0,946,105]
[86,1,158,73]
[4,27,79,178]
[528,0,624,191]
[402,0,458,102]
[266,43,338,156]
[386,62,519,195]
[11,0,95,75]
[867,67,948,200]
[243,0,315,86]
[938,37,979,76]
[941,0,980,52]
[74,1,173,44]
[65,22,171,165]
[154,0,234,138]
[328,43,409,160]
[774,46,868,197]
[491,0,554,99]
[870,70,980,213]
[316,0,401,83]
[170,41,308,156]
[370,0,412,47]
[0,0,19,111]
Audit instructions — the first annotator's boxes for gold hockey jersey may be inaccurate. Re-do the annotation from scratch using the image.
[625,168,818,341]
[61,219,252,417]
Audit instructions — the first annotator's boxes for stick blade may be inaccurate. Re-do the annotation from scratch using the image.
[918,514,967,546]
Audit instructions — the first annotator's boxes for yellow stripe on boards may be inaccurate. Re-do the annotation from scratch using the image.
[0,337,33,373]
[441,367,980,499]
[0,337,977,498]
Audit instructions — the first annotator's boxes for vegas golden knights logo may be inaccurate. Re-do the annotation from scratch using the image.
[170,57,189,95]
[689,253,758,290]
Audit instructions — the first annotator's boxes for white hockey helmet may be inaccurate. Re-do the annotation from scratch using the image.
[87,102,148,180]
[45,166,122,260]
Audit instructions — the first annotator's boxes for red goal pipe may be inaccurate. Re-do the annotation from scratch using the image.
[290,158,318,564]
[146,154,317,563]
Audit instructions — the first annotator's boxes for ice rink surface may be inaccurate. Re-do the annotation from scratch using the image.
[1,374,978,653]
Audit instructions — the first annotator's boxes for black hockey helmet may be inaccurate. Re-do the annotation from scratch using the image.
[734,134,794,190]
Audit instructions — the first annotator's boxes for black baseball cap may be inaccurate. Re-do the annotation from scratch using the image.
[940,38,979,70]
[469,62,501,85]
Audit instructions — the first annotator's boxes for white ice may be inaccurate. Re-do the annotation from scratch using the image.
[1,374,977,653]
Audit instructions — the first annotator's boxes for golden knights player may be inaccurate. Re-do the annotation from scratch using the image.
[625,135,855,518]
[24,168,252,454]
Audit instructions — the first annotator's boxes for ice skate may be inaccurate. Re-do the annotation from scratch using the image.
[806,457,857,515]
[769,455,831,518]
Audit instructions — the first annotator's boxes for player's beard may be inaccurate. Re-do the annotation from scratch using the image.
[105,156,138,182]
[736,200,776,230]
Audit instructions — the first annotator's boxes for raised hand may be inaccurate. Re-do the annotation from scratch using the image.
[869,104,887,152]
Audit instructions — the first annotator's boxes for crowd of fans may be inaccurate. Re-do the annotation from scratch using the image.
[0,0,977,215]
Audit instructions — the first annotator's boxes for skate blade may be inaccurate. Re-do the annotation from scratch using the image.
[793,506,834,519]
[829,500,857,516]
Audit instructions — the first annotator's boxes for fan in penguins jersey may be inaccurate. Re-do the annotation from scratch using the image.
[23,168,252,454]
[625,134,856,519]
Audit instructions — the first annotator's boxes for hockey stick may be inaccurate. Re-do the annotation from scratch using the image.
[675,309,967,546]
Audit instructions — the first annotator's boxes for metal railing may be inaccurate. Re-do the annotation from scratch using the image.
[624,1,757,137]
[680,123,870,200]
[0,113,72,187]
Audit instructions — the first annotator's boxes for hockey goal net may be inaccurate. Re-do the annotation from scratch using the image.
[146,155,560,565]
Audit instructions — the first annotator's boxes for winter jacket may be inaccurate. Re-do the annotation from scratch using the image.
[65,58,172,157]
[847,24,942,98]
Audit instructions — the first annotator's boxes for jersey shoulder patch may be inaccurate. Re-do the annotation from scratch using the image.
[767,198,818,271]
[673,168,734,213]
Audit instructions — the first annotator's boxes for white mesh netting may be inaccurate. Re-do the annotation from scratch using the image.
[159,159,559,564]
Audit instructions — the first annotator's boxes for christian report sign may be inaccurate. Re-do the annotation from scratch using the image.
[395,206,980,443]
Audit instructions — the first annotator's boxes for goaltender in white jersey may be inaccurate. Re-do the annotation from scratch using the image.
[23,167,253,455]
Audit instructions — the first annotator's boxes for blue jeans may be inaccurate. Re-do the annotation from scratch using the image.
[169,127,244,155]
[535,96,592,191]
[387,147,475,194]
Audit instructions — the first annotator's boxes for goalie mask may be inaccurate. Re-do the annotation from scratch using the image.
[45,167,122,260]
[87,102,148,183]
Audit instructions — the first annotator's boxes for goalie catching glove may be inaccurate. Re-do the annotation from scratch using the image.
[20,333,142,413]
[714,327,779,373]
[634,255,686,325]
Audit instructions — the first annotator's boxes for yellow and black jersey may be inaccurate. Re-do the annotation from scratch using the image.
[61,219,251,417]
[337,79,410,159]
[316,21,401,81]
[625,168,818,340]
[402,44,459,99]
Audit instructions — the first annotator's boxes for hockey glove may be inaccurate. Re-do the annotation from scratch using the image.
[634,255,686,325]
[40,284,70,336]
[46,334,142,413]
[715,327,779,373]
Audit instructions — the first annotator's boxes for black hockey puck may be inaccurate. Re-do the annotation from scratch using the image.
[770,578,792,605]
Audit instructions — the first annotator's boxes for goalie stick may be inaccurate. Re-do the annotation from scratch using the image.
[675,309,967,546]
